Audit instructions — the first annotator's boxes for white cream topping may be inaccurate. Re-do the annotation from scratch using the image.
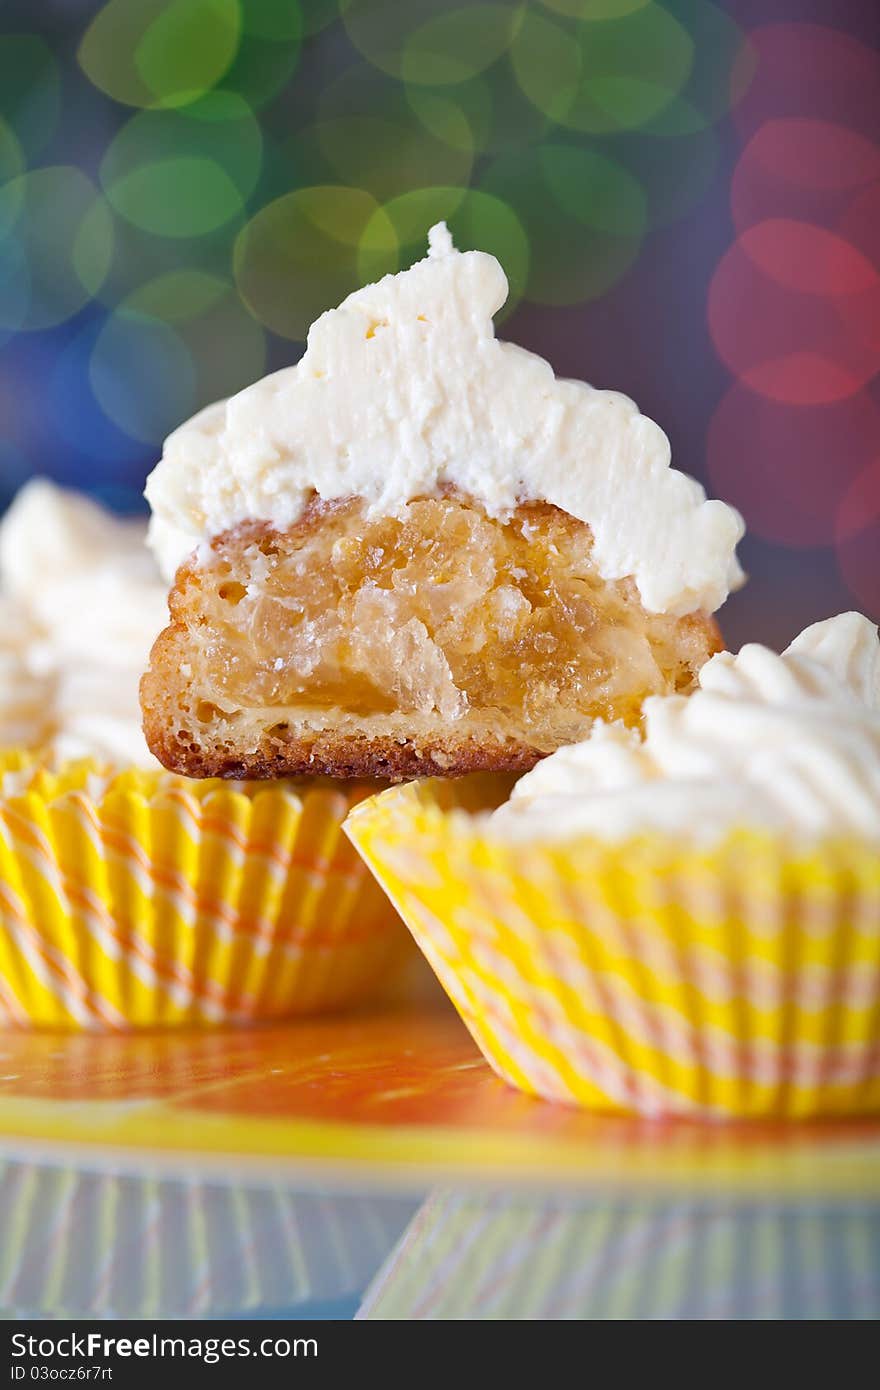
[0,480,167,767]
[0,595,53,749]
[491,613,880,845]
[146,223,744,616]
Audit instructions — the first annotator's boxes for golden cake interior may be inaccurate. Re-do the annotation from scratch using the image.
[142,494,721,778]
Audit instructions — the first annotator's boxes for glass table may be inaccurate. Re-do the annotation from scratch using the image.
[1,1003,877,1320]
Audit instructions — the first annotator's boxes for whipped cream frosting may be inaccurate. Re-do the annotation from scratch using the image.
[146,223,744,616]
[0,595,53,749]
[0,480,168,767]
[491,612,880,845]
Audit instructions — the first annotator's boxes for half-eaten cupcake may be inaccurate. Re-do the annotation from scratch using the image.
[141,224,743,781]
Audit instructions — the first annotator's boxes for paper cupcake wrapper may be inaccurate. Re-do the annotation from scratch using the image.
[360,1189,880,1320]
[0,1156,415,1318]
[346,778,880,1119]
[0,754,410,1029]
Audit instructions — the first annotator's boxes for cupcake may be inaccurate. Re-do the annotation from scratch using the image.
[0,596,53,751]
[347,613,880,1119]
[141,222,742,782]
[0,483,409,1029]
[0,477,167,768]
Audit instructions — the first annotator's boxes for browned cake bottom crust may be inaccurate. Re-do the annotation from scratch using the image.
[141,494,722,782]
[143,722,545,782]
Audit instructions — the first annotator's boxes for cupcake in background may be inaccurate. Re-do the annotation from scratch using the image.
[0,478,166,766]
[0,480,411,1030]
[347,612,880,1119]
[0,594,53,750]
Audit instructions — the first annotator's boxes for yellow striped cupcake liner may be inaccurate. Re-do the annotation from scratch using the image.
[0,1157,415,1317]
[0,754,410,1029]
[360,1190,880,1320]
[346,777,880,1120]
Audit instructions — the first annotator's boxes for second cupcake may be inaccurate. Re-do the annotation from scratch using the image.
[0,483,409,1029]
[347,613,880,1120]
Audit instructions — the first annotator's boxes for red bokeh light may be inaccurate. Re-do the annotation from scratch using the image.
[732,118,880,236]
[741,218,876,296]
[837,519,880,618]
[733,24,880,146]
[837,454,880,543]
[707,382,880,549]
[835,455,880,618]
[708,222,880,406]
[836,183,880,363]
[712,20,880,614]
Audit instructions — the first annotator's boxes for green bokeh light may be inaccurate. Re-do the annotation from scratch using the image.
[100,92,261,237]
[402,89,478,157]
[93,210,238,318]
[0,35,61,158]
[402,4,524,85]
[216,36,300,110]
[173,284,267,404]
[406,54,550,158]
[0,0,749,463]
[541,0,651,17]
[79,0,241,109]
[234,185,398,341]
[361,186,529,318]
[90,309,197,443]
[299,0,342,36]
[483,145,646,304]
[341,0,522,84]
[274,63,476,200]
[219,35,300,110]
[108,157,243,237]
[0,168,114,330]
[125,269,230,322]
[362,184,464,259]
[220,0,302,108]
[512,3,694,134]
[508,9,581,125]
[540,145,646,234]
[614,112,719,224]
[122,274,267,410]
[72,199,118,299]
[341,0,450,78]
[90,270,266,443]
[0,119,24,186]
[310,108,474,203]
[0,241,29,340]
[652,1,747,132]
[243,0,304,39]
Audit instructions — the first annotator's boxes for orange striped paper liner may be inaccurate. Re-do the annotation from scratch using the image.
[0,754,410,1030]
[346,777,880,1120]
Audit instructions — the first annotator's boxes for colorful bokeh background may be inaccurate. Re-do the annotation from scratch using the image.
[0,0,877,646]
